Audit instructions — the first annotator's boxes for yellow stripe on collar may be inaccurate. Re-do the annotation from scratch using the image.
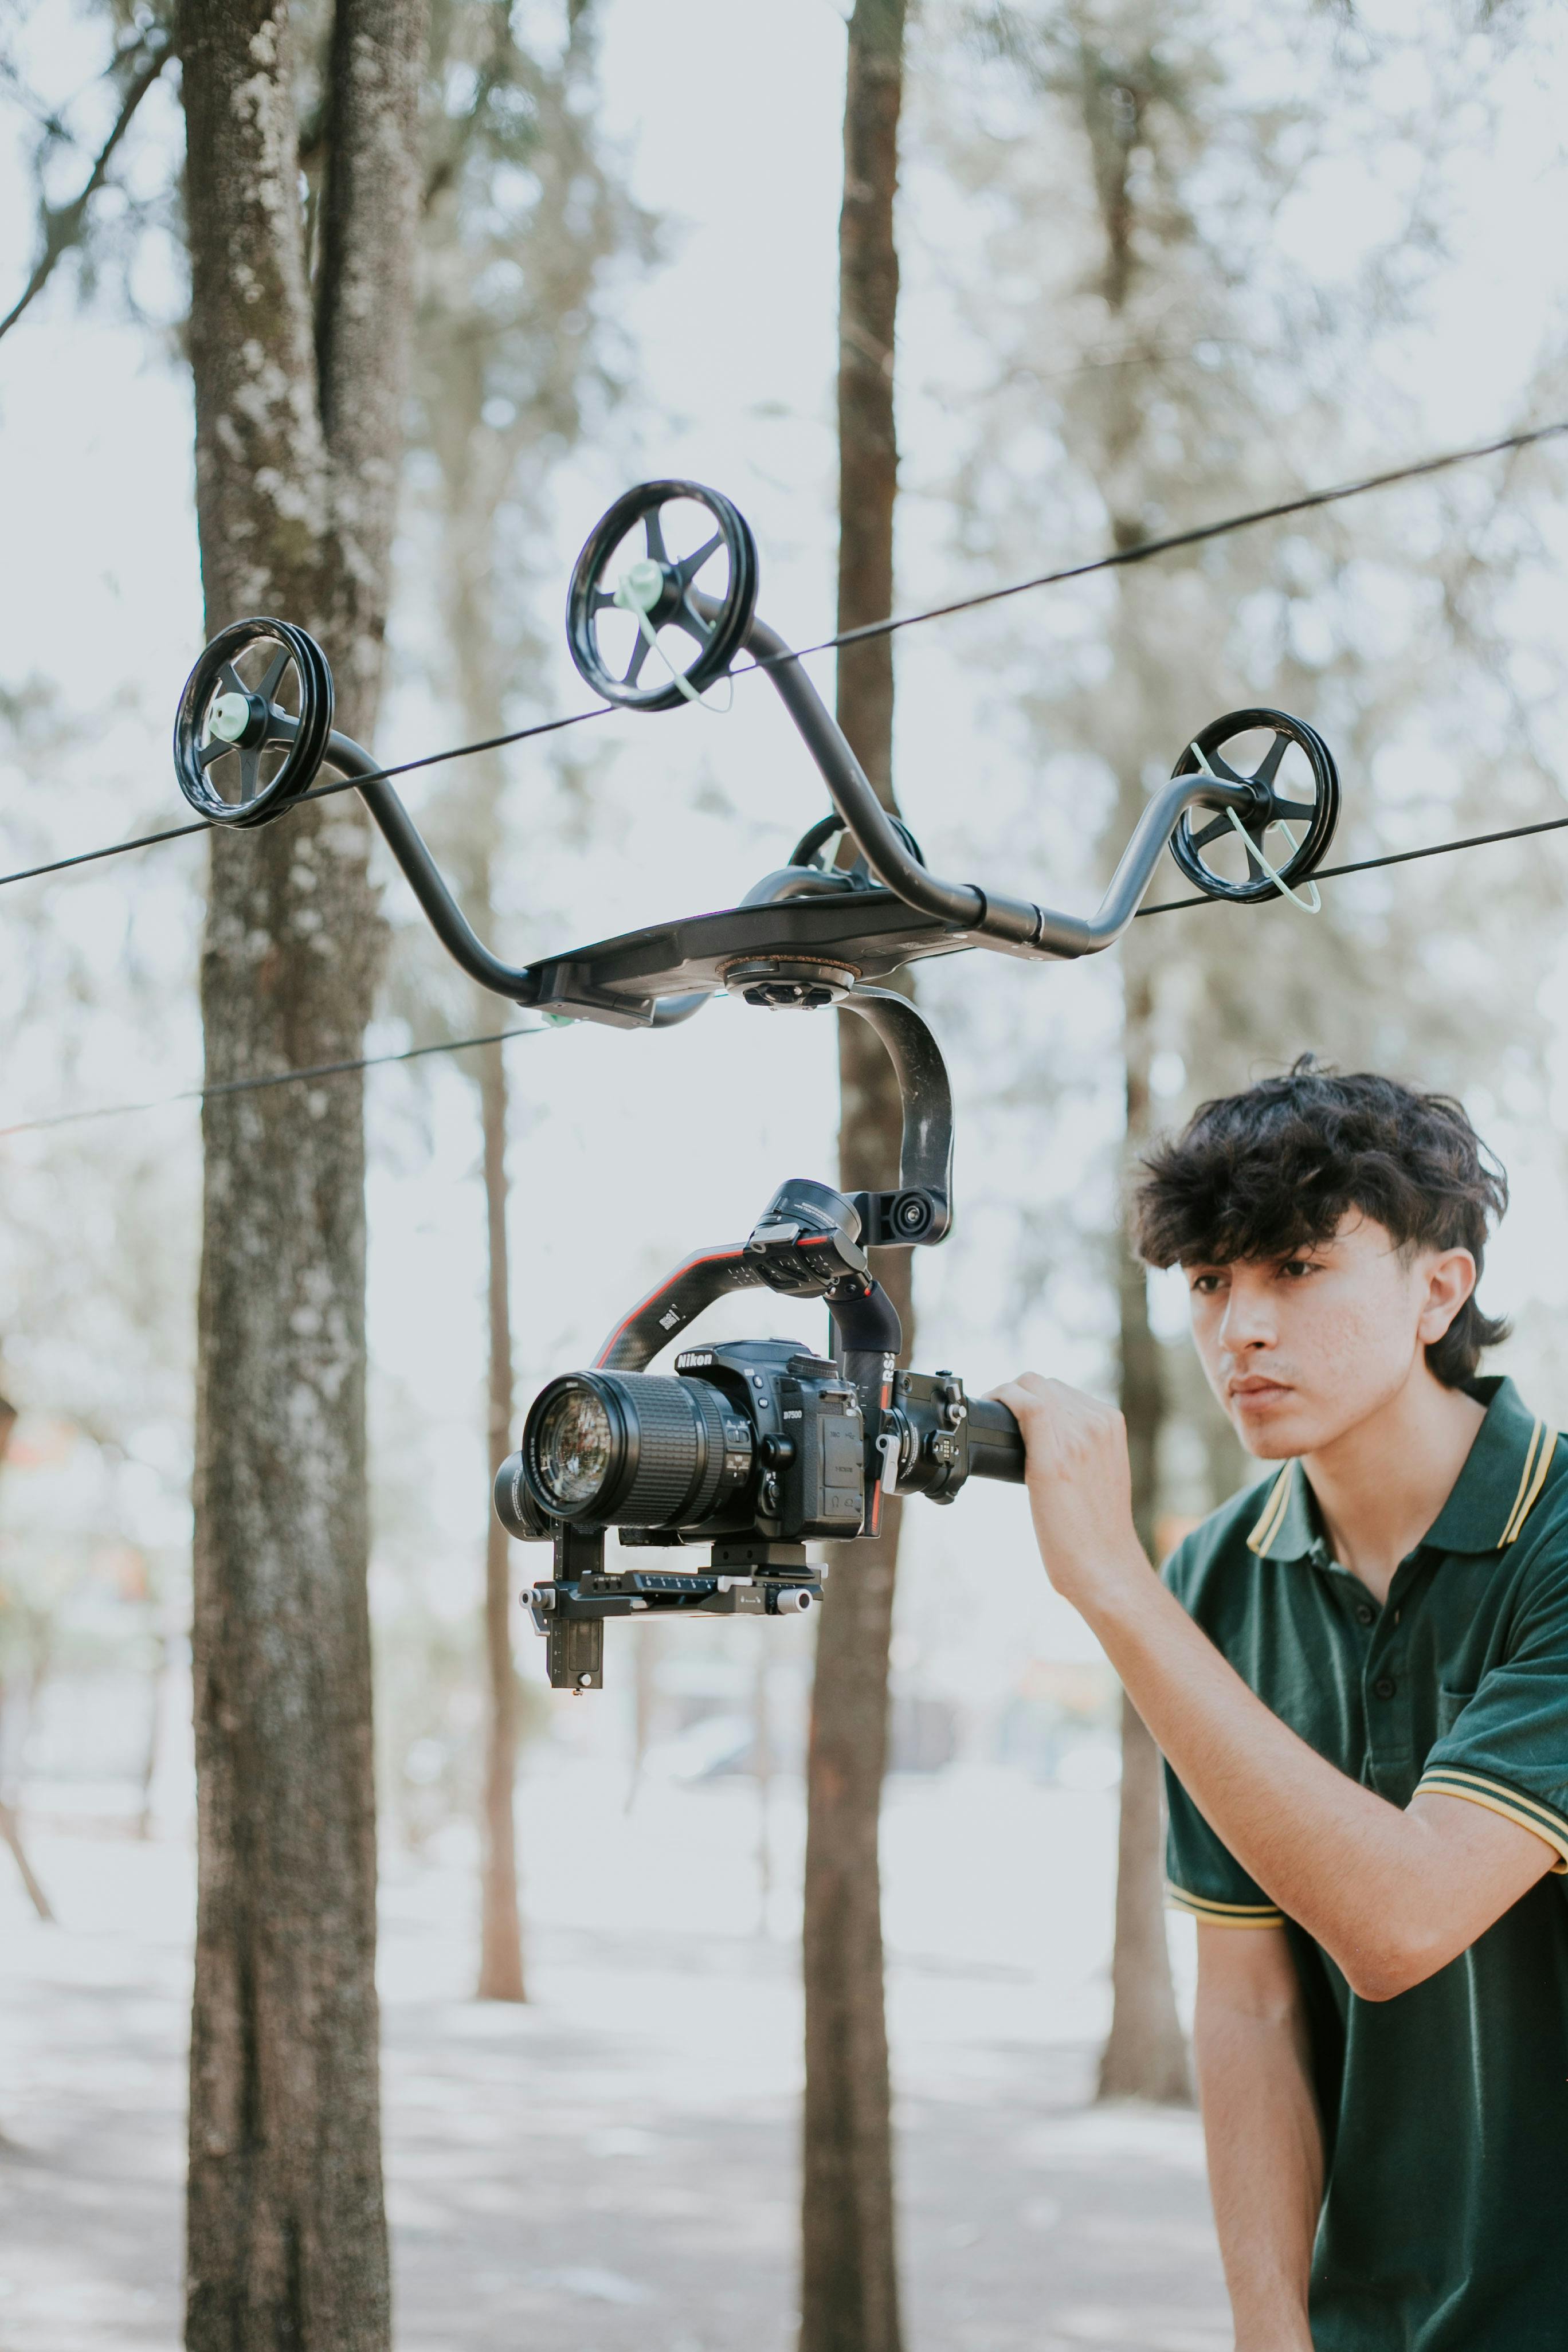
[1246,1465,1293,1554]
[1501,1421,1554,1547]
[1498,1416,1542,1544]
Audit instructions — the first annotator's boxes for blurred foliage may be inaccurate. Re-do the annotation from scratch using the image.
[921,0,1568,1507]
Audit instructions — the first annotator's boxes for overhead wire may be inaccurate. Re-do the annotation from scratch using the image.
[0,1021,547,1141]
[6,408,1568,1135]
[742,413,1568,663]
[0,703,613,892]
[4,407,1568,896]
[4,801,1565,1141]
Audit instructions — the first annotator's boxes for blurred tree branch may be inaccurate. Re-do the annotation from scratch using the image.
[0,18,174,343]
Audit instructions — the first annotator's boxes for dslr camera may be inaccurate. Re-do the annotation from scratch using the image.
[495,1172,1025,1691]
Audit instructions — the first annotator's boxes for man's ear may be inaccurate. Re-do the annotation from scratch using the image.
[1417,1247,1478,1345]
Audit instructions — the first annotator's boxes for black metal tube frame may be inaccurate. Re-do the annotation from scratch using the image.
[736,611,1258,957]
[326,618,1256,1014]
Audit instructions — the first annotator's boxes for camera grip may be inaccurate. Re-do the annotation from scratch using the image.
[966,1398,1025,1484]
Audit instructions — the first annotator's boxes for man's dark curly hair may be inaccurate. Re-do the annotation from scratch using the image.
[1134,1057,1509,1388]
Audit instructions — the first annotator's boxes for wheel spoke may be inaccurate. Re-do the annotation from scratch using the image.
[644,507,669,565]
[677,530,724,584]
[1195,744,1245,785]
[238,747,262,801]
[1269,798,1317,824]
[1189,812,1233,852]
[1253,732,1290,788]
[217,661,249,703]
[671,592,715,646]
[199,736,233,770]
[257,648,292,705]
[591,587,616,613]
[622,631,651,688]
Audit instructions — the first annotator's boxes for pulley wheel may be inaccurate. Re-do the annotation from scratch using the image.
[787,810,928,876]
[566,480,758,712]
[173,617,334,828]
[1169,708,1339,905]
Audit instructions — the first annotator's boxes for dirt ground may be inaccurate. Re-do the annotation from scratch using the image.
[0,1774,1229,2352]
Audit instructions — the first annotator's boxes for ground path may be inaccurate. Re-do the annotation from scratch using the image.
[0,1770,1229,2351]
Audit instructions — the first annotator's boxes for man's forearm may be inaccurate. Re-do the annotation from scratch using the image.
[1081,1555,1538,1994]
[992,1375,1554,1992]
[1195,1950,1322,2352]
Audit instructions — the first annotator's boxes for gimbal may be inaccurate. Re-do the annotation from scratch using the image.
[173,479,1344,1686]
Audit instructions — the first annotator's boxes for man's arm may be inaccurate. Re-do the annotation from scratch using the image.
[1194,1926,1322,2352]
[993,1376,1555,1999]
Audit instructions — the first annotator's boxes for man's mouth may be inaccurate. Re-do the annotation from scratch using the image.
[1228,1376,1292,1406]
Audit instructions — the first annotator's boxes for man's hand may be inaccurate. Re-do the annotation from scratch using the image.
[988,1373,1151,1607]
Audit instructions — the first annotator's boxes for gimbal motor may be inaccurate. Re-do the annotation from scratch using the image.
[170,479,1346,1689]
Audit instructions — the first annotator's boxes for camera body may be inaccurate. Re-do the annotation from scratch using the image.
[658,1340,868,1543]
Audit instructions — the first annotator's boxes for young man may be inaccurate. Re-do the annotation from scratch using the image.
[992,1061,1568,2352]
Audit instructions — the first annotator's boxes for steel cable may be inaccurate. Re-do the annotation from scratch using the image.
[3,409,1566,895]
[5,413,1568,1134]
[0,1021,547,1141]
[4,802,1566,1139]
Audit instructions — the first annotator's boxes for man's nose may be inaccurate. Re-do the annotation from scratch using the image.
[1220,1282,1276,1351]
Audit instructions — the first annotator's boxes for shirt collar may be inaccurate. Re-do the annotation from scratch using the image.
[1245,1377,1557,1563]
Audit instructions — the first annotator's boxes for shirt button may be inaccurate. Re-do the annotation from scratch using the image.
[1355,1604,1375,1625]
[1374,1675,1397,1699]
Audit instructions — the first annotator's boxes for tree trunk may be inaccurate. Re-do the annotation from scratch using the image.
[179,6,428,2346]
[430,480,529,2000]
[0,1406,47,1917]
[754,1648,775,1936]
[0,1804,52,1921]
[801,9,907,2351]
[1097,930,1189,2103]
[0,1669,52,1925]
[477,1037,525,2001]
[136,1626,168,1843]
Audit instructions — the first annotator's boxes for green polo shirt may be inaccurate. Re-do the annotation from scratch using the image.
[1163,1377,1568,2351]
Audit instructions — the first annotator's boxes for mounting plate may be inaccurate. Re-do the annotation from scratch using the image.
[520,887,1056,1028]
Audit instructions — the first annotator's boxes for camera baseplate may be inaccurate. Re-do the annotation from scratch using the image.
[527,1524,821,1692]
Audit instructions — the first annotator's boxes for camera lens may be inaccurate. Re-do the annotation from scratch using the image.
[531,1384,615,1510]
[522,1371,753,1528]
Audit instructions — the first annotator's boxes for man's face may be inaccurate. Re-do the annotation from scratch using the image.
[1183,1212,1476,1459]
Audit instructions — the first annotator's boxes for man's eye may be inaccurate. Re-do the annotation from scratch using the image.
[1189,1273,1224,1295]
[1280,1259,1319,1280]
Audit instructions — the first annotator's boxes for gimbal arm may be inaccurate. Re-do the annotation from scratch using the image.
[594,1245,770,1371]
[596,991,952,1371]
[738,615,1258,959]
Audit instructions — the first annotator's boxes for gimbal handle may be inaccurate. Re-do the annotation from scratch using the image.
[732,606,1258,961]
[304,677,1264,1018]
[322,733,709,1023]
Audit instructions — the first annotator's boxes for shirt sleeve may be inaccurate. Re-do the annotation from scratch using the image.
[1164,1761,1285,1927]
[1417,1549,1568,1874]
[1161,1535,1284,1928]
